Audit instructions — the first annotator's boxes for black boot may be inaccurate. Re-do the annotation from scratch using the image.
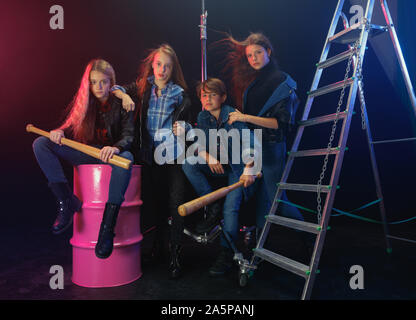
[168,243,182,279]
[49,183,82,235]
[95,203,120,259]
[209,246,234,276]
[195,201,222,234]
[143,238,167,265]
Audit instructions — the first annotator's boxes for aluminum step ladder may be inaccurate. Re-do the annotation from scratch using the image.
[249,0,416,300]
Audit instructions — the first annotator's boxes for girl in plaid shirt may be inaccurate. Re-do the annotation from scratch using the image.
[112,44,194,279]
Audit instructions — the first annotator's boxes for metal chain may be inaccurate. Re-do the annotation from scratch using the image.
[357,19,371,130]
[356,52,367,130]
[316,39,361,224]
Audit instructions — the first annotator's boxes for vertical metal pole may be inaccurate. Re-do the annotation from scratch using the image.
[380,0,416,117]
[342,8,392,253]
[359,88,392,252]
[200,0,208,83]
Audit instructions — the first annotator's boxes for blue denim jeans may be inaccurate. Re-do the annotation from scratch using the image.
[254,141,304,229]
[182,157,243,249]
[32,136,133,205]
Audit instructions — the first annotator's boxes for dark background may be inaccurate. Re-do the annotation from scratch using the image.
[1,0,414,228]
[0,0,415,299]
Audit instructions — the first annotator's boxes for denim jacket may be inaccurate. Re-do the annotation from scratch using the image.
[192,105,260,198]
[243,72,299,143]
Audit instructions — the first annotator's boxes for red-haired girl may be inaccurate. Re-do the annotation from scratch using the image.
[32,59,135,259]
[219,33,312,268]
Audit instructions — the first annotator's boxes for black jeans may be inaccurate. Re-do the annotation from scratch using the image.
[144,162,187,246]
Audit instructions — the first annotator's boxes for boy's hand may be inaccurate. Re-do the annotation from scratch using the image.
[173,121,185,136]
[208,161,225,175]
[205,153,224,174]
[239,174,256,188]
[240,162,256,187]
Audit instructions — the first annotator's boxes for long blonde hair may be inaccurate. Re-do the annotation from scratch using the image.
[60,59,116,143]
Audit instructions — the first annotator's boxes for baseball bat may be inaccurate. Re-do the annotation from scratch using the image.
[26,124,131,170]
[178,172,261,217]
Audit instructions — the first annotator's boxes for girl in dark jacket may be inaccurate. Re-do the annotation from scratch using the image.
[32,59,135,260]
[222,33,306,235]
[112,44,193,279]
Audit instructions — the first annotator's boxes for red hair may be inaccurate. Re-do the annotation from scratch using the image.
[218,32,275,108]
[60,59,115,143]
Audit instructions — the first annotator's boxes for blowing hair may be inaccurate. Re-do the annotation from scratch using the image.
[218,32,275,108]
[60,59,115,144]
[136,44,188,107]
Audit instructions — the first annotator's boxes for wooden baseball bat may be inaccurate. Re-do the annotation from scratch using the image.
[26,124,131,170]
[178,172,262,217]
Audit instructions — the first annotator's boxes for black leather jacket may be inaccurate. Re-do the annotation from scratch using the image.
[102,96,135,152]
[63,95,134,152]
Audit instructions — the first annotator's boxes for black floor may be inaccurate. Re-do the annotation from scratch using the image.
[1,213,415,302]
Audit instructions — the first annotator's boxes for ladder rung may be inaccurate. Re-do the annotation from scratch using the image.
[266,215,321,234]
[316,48,356,69]
[278,183,333,193]
[288,147,340,158]
[329,20,365,43]
[370,24,388,32]
[253,248,310,278]
[299,112,348,127]
[329,22,387,45]
[308,78,354,97]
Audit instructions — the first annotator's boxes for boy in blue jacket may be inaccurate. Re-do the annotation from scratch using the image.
[182,78,260,275]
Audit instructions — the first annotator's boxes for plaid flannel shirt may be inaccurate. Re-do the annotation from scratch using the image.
[147,76,187,163]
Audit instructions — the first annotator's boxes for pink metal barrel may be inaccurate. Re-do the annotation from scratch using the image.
[70,164,143,288]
